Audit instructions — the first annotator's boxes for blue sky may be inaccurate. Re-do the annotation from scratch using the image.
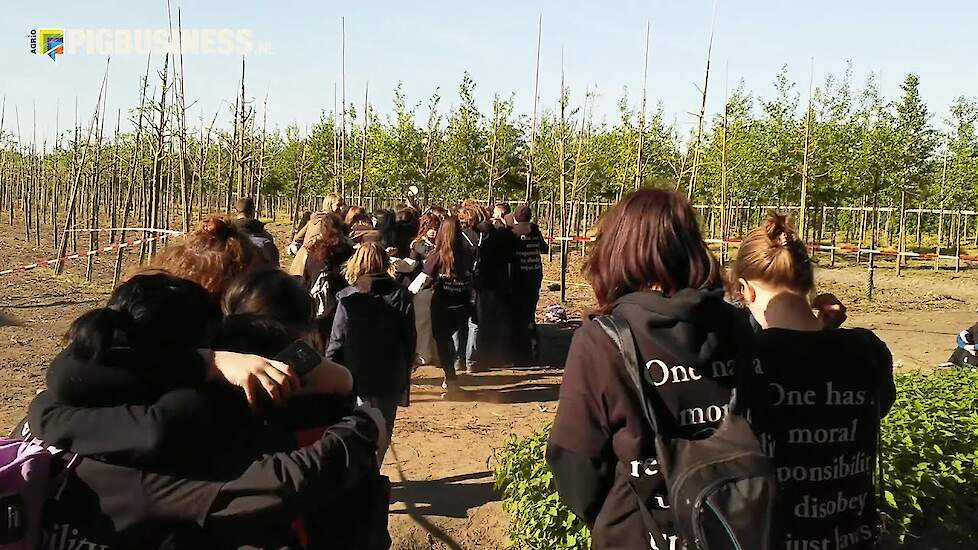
[2,0,976,143]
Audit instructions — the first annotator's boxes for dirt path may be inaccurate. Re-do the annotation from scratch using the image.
[1,222,977,549]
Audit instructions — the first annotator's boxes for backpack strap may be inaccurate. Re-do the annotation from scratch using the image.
[594,314,661,434]
[595,314,670,547]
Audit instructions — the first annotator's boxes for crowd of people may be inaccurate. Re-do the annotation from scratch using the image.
[3,188,897,550]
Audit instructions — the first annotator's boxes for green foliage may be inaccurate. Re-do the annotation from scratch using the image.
[880,368,978,543]
[493,426,591,549]
[494,370,978,549]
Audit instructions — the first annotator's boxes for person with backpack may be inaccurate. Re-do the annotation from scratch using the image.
[232,196,280,266]
[546,189,758,550]
[326,242,416,459]
[508,205,548,365]
[409,216,474,393]
[730,213,895,549]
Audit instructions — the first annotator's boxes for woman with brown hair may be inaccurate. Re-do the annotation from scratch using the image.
[729,213,894,549]
[149,216,262,299]
[546,188,741,550]
[409,215,474,390]
[409,213,441,366]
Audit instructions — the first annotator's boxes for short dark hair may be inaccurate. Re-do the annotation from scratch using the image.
[494,202,512,216]
[586,189,721,314]
[235,197,256,217]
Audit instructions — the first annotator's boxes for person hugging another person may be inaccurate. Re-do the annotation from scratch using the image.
[327,242,415,459]
[731,213,895,550]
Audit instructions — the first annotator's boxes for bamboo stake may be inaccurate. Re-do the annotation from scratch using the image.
[340,17,347,197]
[357,82,369,199]
[524,15,542,203]
[634,20,651,191]
[255,93,269,218]
[56,59,109,275]
[558,48,568,303]
[799,58,814,247]
[686,2,716,201]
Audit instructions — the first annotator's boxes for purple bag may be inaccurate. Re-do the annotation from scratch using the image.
[0,437,53,550]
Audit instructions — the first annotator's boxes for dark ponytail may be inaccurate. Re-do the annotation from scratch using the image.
[66,307,135,360]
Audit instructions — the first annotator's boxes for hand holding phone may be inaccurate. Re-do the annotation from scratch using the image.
[274,340,324,381]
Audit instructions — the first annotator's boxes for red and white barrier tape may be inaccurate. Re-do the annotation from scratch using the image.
[0,234,174,276]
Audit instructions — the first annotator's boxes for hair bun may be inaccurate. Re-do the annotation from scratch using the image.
[201,216,232,239]
[764,212,796,248]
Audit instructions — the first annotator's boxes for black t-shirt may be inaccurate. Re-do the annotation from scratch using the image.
[747,328,895,550]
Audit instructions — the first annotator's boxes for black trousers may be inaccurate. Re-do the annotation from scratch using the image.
[431,300,470,380]
[510,280,541,365]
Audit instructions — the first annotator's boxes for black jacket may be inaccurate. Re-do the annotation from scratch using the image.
[326,274,416,398]
[233,217,280,266]
[547,288,746,550]
[16,406,378,550]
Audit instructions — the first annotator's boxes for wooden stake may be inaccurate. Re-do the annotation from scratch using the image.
[525,15,542,203]
[634,20,651,191]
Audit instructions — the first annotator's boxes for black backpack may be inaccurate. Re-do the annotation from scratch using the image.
[595,314,776,550]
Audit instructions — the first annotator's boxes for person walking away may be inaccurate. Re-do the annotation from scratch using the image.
[409,214,441,366]
[326,243,415,459]
[507,205,548,365]
[232,197,280,266]
[409,216,474,394]
[546,189,744,550]
[287,193,345,276]
[730,213,895,549]
[474,211,517,369]
[457,206,485,372]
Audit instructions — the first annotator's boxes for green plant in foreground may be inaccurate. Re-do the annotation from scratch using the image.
[880,368,978,542]
[494,369,978,549]
[493,427,591,549]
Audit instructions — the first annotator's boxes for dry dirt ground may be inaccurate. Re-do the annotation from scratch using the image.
[1,220,976,549]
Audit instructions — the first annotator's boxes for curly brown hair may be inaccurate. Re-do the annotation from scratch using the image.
[148,216,261,298]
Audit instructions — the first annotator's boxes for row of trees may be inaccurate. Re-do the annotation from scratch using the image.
[259,66,976,210]
[1,61,976,238]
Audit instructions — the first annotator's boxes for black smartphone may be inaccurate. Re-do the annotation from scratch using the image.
[273,340,323,380]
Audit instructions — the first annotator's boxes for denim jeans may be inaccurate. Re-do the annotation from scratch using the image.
[452,317,478,369]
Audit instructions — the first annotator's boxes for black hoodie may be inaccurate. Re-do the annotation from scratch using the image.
[232,217,280,266]
[326,273,416,398]
[547,288,750,550]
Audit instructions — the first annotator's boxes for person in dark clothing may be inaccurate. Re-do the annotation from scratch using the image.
[14,405,382,550]
[456,206,485,372]
[392,206,419,259]
[492,202,511,229]
[409,216,474,391]
[730,213,895,549]
[301,214,354,344]
[473,217,517,369]
[547,189,740,550]
[21,272,386,549]
[409,214,441,366]
[326,242,416,459]
[233,196,280,266]
[508,205,549,365]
